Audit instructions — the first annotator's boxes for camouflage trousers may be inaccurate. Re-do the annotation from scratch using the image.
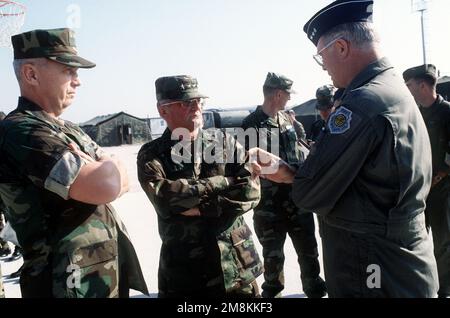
[426,177,450,297]
[226,280,260,298]
[253,210,320,297]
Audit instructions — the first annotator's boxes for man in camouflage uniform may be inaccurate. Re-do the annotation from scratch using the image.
[309,85,337,143]
[137,75,263,298]
[242,72,326,298]
[403,64,450,298]
[0,28,148,298]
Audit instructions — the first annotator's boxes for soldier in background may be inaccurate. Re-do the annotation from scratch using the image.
[0,28,148,298]
[137,75,263,298]
[309,85,337,143]
[242,72,326,298]
[403,64,450,298]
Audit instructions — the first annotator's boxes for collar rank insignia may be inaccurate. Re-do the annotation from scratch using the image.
[328,106,353,135]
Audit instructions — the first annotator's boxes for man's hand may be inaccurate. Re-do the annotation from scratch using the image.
[68,143,130,202]
[247,148,296,184]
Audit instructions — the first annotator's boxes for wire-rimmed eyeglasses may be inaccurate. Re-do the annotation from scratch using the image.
[313,37,342,67]
[160,98,205,109]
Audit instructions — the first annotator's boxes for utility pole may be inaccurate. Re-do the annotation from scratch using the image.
[412,0,430,64]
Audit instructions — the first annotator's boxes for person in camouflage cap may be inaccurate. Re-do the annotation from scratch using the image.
[0,28,148,298]
[242,72,326,298]
[263,72,296,94]
[137,75,263,298]
[315,84,336,110]
[11,28,96,68]
[309,84,337,143]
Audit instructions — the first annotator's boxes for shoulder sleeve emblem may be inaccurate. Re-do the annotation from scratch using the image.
[328,106,353,135]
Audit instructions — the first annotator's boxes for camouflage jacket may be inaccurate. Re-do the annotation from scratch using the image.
[0,97,148,298]
[242,107,306,218]
[137,128,263,296]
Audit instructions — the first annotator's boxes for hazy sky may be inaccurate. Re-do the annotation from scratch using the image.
[0,0,449,123]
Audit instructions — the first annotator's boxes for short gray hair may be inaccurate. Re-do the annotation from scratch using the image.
[12,58,47,82]
[263,86,278,99]
[321,22,380,51]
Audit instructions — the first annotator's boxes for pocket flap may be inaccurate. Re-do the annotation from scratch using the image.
[70,239,118,268]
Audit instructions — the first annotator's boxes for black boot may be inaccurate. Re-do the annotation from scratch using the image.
[303,277,327,298]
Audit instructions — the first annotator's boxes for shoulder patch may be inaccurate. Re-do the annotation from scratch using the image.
[328,106,353,135]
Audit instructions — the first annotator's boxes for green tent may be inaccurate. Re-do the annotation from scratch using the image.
[80,112,151,147]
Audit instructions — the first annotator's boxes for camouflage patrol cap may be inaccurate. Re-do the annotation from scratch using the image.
[155,75,208,102]
[11,28,96,69]
[403,64,437,82]
[263,72,296,94]
[316,84,336,110]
